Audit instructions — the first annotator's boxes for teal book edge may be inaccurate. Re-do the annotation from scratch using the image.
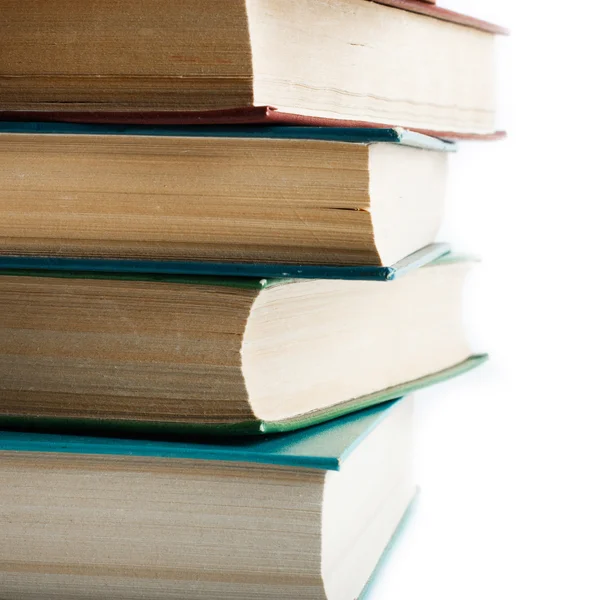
[0,398,406,472]
[0,354,488,438]
[0,243,451,281]
[359,488,420,600]
[0,121,456,151]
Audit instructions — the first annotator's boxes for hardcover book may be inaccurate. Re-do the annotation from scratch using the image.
[0,255,487,435]
[0,0,507,136]
[0,397,417,600]
[0,244,450,282]
[0,124,453,272]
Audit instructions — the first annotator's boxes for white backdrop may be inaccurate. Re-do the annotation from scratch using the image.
[370,1,600,598]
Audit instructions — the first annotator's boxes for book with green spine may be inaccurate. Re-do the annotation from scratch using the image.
[0,255,487,436]
[0,124,453,276]
[0,397,418,600]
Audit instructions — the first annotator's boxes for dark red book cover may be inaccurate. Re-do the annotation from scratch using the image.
[0,106,506,141]
[367,1,507,34]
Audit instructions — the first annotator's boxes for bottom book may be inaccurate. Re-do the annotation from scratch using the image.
[0,397,416,600]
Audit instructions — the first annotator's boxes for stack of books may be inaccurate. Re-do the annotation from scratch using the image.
[0,1,506,598]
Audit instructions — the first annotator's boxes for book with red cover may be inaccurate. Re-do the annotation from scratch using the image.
[1,0,508,139]
[0,106,506,141]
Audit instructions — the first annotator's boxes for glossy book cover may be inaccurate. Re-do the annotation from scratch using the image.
[0,399,408,470]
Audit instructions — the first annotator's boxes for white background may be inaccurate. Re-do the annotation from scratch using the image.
[370,1,600,598]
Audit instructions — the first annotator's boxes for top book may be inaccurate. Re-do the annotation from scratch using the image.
[1,0,507,137]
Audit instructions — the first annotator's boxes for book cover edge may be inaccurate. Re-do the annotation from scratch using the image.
[0,243,451,283]
[0,121,455,150]
[0,401,405,472]
[358,487,421,599]
[0,108,507,141]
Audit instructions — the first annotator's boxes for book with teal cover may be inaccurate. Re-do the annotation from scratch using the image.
[0,399,421,599]
[0,243,450,281]
[0,123,452,280]
[0,121,456,150]
[0,399,405,471]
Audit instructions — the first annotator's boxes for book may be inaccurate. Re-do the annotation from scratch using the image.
[0,396,417,600]
[0,124,453,270]
[0,0,507,136]
[0,243,450,282]
[0,255,487,435]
